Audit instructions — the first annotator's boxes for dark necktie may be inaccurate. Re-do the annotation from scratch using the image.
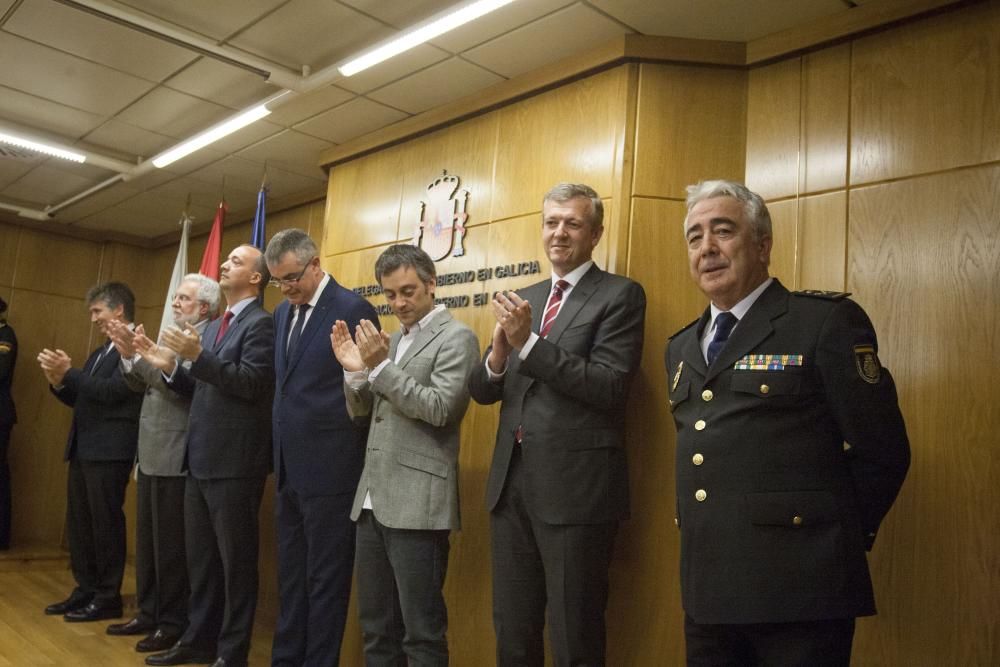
[540,280,569,338]
[214,310,234,345]
[90,344,109,375]
[287,304,311,359]
[706,312,738,366]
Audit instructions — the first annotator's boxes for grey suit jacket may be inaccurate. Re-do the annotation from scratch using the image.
[346,309,479,531]
[122,319,207,476]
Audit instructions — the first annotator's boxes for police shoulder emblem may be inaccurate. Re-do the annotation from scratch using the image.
[794,289,851,300]
[853,344,881,384]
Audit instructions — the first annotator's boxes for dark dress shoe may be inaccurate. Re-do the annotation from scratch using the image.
[145,643,215,666]
[210,659,246,667]
[63,600,123,622]
[44,593,93,615]
[136,629,183,653]
[108,616,157,636]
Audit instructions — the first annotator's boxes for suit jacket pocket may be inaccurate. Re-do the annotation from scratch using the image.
[746,490,839,527]
[731,370,803,397]
[396,448,449,478]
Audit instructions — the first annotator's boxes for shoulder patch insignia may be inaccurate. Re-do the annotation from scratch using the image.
[854,344,881,384]
[668,318,699,340]
[794,289,851,300]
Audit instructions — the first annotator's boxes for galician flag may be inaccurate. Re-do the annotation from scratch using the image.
[157,214,191,340]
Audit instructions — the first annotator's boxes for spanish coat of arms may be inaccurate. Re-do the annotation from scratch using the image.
[412,170,468,260]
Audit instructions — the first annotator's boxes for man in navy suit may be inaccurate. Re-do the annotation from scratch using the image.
[264,228,378,667]
[38,282,144,622]
[137,245,274,667]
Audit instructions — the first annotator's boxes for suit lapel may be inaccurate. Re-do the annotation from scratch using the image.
[679,309,711,379]
[396,310,453,368]
[283,281,338,381]
[546,265,603,343]
[705,280,789,383]
[274,302,291,376]
[215,302,257,351]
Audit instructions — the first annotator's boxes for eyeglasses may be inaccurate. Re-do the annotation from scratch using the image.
[268,258,315,288]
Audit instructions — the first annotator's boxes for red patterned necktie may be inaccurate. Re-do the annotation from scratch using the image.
[214,310,234,345]
[539,280,569,338]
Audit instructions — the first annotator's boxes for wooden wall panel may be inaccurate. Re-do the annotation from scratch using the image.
[766,198,798,288]
[850,1,1000,185]
[0,223,18,286]
[745,58,800,200]
[799,191,847,291]
[801,44,849,193]
[847,165,1000,667]
[324,147,404,255]
[633,64,747,199]
[492,68,623,222]
[13,230,103,302]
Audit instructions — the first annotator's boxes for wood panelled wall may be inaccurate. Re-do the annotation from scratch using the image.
[321,3,999,665]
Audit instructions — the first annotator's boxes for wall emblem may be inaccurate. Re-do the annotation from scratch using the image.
[413,170,468,260]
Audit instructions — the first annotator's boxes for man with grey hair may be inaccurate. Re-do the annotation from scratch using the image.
[266,228,379,667]
[332,243,479,666]
[666,179,910,665]
[470,183,646,666]
[38,282,144,623]
[105,274,220,653]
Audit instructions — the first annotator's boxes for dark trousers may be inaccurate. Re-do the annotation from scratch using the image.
[491,445,618,667]
[684,614,856,667]
[135,470,189,634]
[65,458,132,604]
[271,485,356,667]
[0,424,11,549]
[356,510,450,667]
[181,475,265,665]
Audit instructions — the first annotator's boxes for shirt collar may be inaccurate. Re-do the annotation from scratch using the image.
[709,277,773,329]
[403,304,446,336]
[226,295,257,319]
[551,260,594,290]
[302,273,329,311]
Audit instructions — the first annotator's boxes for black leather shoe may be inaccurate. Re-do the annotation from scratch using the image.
[44,593,93,616]
[64,600,123,622]
[136,630,182,653]
[108,616,157,636]
[145,643,215,666]
[210,659,246,667]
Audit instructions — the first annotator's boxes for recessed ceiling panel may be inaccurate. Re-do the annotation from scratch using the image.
[5,0,197,81]
[81,120,174,161]
[0,33,154,115]
[1,164,103,206]
[165,58,278,110]
[235,130,332,180]
[368,57,505,115]
[117,87,231,138]
[463,4,632,78]
[115,0,288,41]
[336,44,451,95]
[431,0,575,53]
[294,97,408,145]
[0,86,106,140]
[266,86,356,128]
[338,0,458,28]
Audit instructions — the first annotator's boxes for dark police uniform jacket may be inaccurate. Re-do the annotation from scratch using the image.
[665,279,910,625]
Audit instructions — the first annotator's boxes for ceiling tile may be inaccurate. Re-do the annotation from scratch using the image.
[4,0,197,81]
[0,155,39,190]
[54,183,144,222]
[209,120,284,155]
[116,87,231,138]
[368,57,505,115]
[463,4,632,78]
[266,86,356,127]
[80,120,174,161]
[235,130,332,180]
[1,164,102,206]
[0,33,155,115]
[228,0,391,69]
[158,146,230,178]
[590,0,845,41]
[164,57,278,110]
[0,86,106,140]
[337,0,458,28]
[337,44,451,95]
[431,0,576,53]
[114,0,288,41]
[188,155,272,199]
[294,97,408,145]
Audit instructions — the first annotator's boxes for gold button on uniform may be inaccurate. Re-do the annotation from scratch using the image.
[701,389,713,401]
[695,489,707,502]
[792,515,803,526]
[694,419,706,431]
[760,384,770,394]
[692,453,704,466]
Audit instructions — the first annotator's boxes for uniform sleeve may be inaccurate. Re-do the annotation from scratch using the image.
[817,299,911,549]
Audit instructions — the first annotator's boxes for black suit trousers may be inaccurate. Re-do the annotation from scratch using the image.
[135,470,188,634]
[490,445,618,667]
[0,424,11,549]
[181,475,265,664]
[66,458,132,603]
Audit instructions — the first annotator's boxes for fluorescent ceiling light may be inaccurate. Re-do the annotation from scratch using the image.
[152,104,272,168]
[339,0,516,77]
[0,131,86,163]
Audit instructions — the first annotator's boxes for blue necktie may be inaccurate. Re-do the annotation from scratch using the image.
[287,304,310,359]
[707,312,738,366]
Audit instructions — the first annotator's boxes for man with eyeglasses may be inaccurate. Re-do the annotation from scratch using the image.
[264,229,379,667]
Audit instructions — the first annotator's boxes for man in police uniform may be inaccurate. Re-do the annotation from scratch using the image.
[0,296,16,550]
[666,180,910,666]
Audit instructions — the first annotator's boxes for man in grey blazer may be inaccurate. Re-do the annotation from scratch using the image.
[331,244,479,666]
[469,183,646,666]
[105,273,220,654]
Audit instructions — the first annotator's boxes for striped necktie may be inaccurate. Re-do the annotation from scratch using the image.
[539,280,569,338]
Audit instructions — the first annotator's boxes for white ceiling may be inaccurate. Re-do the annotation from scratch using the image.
[0,0,859,241]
